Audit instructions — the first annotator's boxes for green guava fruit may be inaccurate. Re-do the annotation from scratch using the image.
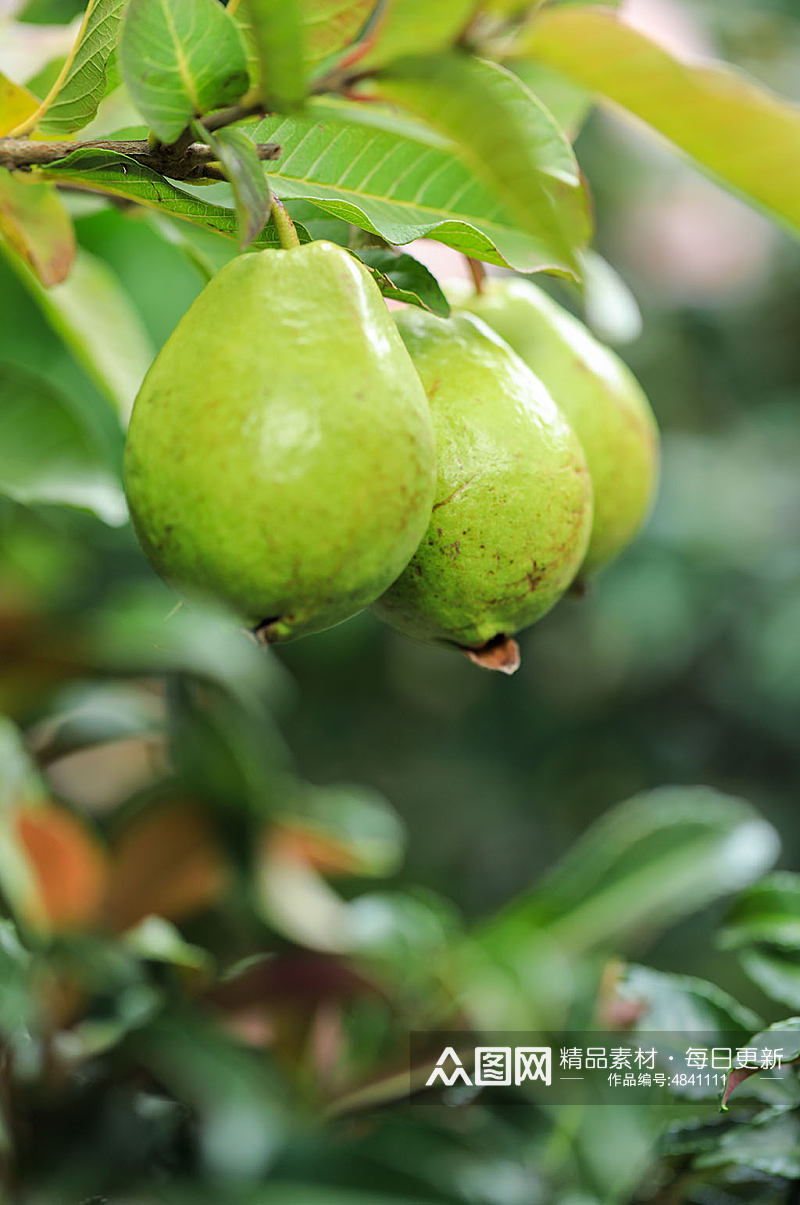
[371,309,593,671]
[449,277,659,573]
[124,241,437,641]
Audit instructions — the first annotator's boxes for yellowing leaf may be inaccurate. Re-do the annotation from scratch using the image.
[517,6,800,234]
[0,168,75,286]
[0,71,38,136]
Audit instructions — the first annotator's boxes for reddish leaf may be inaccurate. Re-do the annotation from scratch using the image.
[104,801,229,932]
[14,803,107,931]
[0,169,75,286]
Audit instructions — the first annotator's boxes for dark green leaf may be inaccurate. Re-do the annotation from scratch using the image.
[120,0,250,144]
[353,246,450,315]
[251,99,574,270]
[373,53,589,275]
[722,873,800,950]
[242,0,305,112]
[741,948,800,1011]
[37,149,310,250]
[200,126,270,248]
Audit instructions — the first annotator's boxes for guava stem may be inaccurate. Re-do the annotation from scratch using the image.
[270,194,301,249]
[466,257,487,295]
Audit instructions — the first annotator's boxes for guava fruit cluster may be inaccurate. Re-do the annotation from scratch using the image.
[124,241,659,671]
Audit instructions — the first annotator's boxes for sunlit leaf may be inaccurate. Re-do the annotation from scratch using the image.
[120,0,250,144]
[24,0,127,137]
[0,362,126,524]
[251,99,576,270]
[0,169,75,286]
[1,238,154,420]
[357,0,477,70]
[37,148,309,250]
[0,71,38,136]
[373,54,589,274]
[516,6,800,234]
[200,125,270,248]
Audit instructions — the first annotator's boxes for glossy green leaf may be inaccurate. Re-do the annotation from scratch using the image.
[37,149,309,250]
[1,238,154,421]
[242,0,305,111]
[200,126,270,248]
[374,54,589,274]
[120,0,250,144]
[357,0,478,70]
[251,99,575,270]
[0,168,75,286]
[123,915,213,972]
[480,787,780,956]
[0,362,126,523]
[353,246,450,315]
[26,0,127,137]
[516,6,800,233]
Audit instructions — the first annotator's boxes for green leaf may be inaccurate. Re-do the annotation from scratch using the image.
[352,246,450,315]
[276,782,406,878]
[507,58,591,142]
[37,149,309,250]
[480,787,780,956]
[200,126,270,248]
[372,53,589,275]
[25,0,127,137]
[696,1111,800,1179]
[740,948,800,1012]
[0,362,126,524]
[721,1018,800,1111]
[516,6,800,234]
[120,0,250,144]
[618,964,761,1034]
[722,873,800,950]
[357,0,478,70]
[0,168,75,286]
[1,238,154,421]
[122,915,213,973]
[242,0,305,112]
[721,874,800,1009]
[250,99,576,271]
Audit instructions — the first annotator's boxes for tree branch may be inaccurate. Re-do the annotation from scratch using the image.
[0,137,282,180]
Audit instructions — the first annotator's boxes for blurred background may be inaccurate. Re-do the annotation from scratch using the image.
[2,0,800,1201]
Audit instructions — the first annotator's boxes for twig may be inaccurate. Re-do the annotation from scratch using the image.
[0,137,282,180]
